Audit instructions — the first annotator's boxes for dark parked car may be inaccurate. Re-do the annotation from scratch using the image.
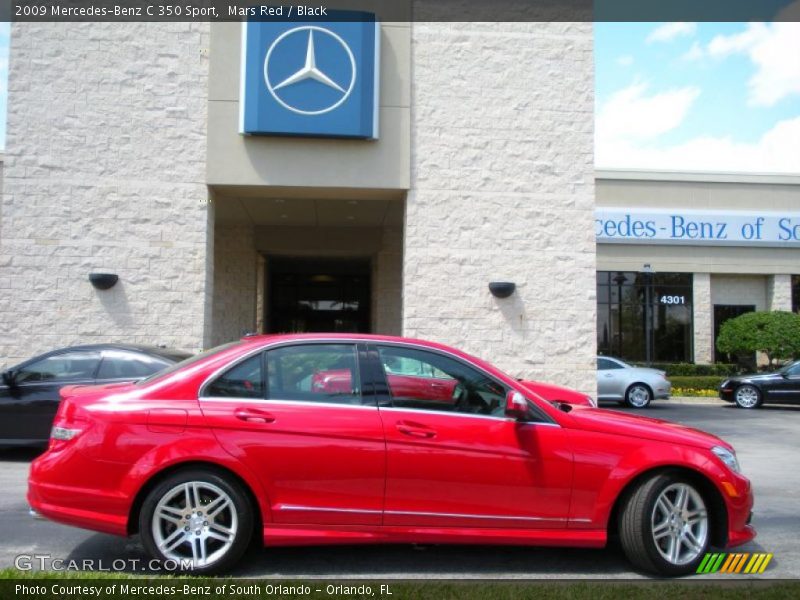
[1,344,191,445]
[719,360,800,408]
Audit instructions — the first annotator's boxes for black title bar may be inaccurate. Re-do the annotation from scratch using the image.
[2,0,800,23]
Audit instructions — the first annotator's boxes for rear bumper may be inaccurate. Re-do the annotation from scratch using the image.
[27,449,130,537]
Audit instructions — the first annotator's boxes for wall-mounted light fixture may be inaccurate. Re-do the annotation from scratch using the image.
[488,281,516,299]
[89,273,119,290]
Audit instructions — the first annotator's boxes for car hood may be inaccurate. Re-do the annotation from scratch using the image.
[727,372,782,383]
[565,406,726,449]
[519,380,593,406]
[627,367,667,377]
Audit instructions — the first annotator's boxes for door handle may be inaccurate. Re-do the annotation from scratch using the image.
[396,422,436,439]
[234,407,275,424]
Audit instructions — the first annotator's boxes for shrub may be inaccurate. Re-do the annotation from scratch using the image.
[669,375,726,391]
[632,362,740,376]
[717,311,800,367]
[672,387,719,398]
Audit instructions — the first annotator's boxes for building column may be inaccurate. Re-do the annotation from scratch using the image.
[693,273,713,364]
[767,274,792,311]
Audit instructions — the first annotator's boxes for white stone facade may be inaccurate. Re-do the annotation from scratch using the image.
[211,223,257,346]
[404,23,596,394]
[767,274,793,311]
[0,23,212,366]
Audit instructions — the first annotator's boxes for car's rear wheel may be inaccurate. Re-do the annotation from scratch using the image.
[619,472,710,576]
[139,469,253,574]
[625,383,652,408]
[733,385,762,409]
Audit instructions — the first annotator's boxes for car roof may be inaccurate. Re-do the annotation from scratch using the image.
[23,343,191,364]
[239,333,459,351]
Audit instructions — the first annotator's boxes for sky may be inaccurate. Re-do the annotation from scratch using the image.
[0,21,798,173]
[595,21,800,173]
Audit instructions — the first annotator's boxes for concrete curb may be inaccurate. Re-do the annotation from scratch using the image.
[666,396,726,405]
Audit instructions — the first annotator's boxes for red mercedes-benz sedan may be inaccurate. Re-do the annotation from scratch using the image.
[28,334,754,575]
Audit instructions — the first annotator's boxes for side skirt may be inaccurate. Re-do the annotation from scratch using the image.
[262,524,606,548]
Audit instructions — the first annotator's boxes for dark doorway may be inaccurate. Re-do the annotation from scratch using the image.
[714,304,755,368]
[266,257,371,334]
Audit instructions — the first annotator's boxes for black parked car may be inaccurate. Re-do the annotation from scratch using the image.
[0,344,191,445]
[719,360,800,409]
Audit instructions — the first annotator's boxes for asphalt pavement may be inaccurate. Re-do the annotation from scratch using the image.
[1,400,797,580]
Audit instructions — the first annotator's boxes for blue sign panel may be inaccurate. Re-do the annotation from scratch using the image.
[240,11,380,139]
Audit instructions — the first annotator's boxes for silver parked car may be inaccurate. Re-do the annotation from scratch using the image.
[597,356,672,408]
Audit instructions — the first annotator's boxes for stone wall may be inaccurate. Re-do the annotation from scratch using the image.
[210,223,257,346]
[373,225,403,335]
[692,273,713,364]
[404,22,596,394]
[0,23,211,366]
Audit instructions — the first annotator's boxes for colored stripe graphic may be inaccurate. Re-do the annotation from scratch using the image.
[698,553,773,574]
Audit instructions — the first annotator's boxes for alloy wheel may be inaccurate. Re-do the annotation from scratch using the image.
[650,483,708,566]
[151,481,238,568]
[734,385,760,409]
[627,385,651,408]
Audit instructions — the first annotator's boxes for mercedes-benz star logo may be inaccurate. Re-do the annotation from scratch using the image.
[264,26,357,116]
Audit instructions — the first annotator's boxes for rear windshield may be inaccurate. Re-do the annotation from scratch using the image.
[137,342,241,385]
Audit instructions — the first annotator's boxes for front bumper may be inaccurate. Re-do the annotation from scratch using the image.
[723,473,756,549]
[654,382,671,400]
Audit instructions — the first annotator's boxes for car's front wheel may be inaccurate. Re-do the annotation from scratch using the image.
[619,472,710,576]
[625,383,652,408]
[734,384,762,409]
[139,469,254,574]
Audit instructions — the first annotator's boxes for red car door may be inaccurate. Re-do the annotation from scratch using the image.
[371,344,573,529]
[199,343,385,526]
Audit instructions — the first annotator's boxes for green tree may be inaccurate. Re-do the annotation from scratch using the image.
[716,311,800,367]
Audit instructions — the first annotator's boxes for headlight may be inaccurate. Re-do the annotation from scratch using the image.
[720,379,730,389]
[712,445,740,473]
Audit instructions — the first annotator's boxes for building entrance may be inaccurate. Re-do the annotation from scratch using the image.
[266,257,371,334]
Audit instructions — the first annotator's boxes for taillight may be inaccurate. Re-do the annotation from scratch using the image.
[48,397,88,450]
[51,426,83,441]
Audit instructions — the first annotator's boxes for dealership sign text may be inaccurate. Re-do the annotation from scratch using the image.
[596,209,800,247]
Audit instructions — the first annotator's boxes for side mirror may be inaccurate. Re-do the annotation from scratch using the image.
[2,369,17,387]
[505,390,529,420]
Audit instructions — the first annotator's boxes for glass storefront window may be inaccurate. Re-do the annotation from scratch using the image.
[597,271,693,363]
[793,275,800,313]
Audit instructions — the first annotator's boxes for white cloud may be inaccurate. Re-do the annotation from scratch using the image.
[597,115,800,173]
[616,55,634,67]
[646,22,697,44]
[681,42,704,62]
[706,22,800,106]
[596,82,700,143]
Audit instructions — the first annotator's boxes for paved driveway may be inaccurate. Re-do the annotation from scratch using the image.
[1,402,796,579]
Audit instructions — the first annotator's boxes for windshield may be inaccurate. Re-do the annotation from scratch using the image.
[137,342,241,385]
[779,361,800,374]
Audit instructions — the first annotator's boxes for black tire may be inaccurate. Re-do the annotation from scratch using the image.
[624,383,652,408]
[619,471,711,576]
[139,468,254,575]
[733,384,762,409]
